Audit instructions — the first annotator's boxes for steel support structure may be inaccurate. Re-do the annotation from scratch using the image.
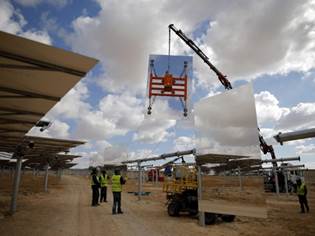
[10,156,22,214]
[44,163,49,192]
[274,128,315,145]
[197,165,205,226]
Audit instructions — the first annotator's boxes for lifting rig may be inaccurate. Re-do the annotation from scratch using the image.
[163,24,279,224]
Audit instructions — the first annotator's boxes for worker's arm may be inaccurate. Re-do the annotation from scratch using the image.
[120,176,126,185]
[93,175,100,187]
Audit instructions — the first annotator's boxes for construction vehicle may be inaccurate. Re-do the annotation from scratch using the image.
[162,24,277,224]
[162,162,235,224]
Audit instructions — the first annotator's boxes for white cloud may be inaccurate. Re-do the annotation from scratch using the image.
[98,94,144,131]
[201,0,315,86]
[28,119,70,138]
[173,136,195,151]
[66,0,218,94]
[133,118,176,144]
[296,144,315,155]
[19,30,51,45]
[48,82,91,119]
[255,91,290,125]
[73,93,144,140]
[0,0,52,44]
[276,103,315,130]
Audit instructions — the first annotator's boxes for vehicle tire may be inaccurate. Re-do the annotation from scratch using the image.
[204,212,216,225]
[168,201,180,217]
[188,208,198,216]
[221,214,235,222]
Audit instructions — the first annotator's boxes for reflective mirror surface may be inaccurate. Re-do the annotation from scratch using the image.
[194,83,260,157]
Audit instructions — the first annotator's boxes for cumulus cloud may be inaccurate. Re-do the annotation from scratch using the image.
[66,0,221,94]
[0,0,52,44]
[173,136,195,151]
[48,82,91,119]
[133,118,176,144]
[296,144,315,155]
[28,119,70,138]
[201,0,315,87]
[276,103,315,130]
[255,91,290,125]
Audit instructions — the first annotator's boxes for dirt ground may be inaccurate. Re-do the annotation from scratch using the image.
[0,173,314,236]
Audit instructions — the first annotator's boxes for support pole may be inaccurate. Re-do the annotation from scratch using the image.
[155,169,158,185]
[197,165,205,226]
[44,163,49,192]
[10,156,22,214]
[138,162,141,200]
[238,166,243,191]
[273,165,280,196]
[284,169,289,196]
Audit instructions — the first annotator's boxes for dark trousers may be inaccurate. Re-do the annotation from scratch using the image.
[91,186,99,206]
[100,187,107,202]
[298,195,309,212]
[112,192,122,213]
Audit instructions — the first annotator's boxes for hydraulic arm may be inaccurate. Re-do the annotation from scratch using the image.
[168,24,232,90]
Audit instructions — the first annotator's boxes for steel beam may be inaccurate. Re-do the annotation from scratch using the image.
[0,50,86,77]
[0,106,45,117]
[0,117,36,125]
[274,128,315,145]
[261,157,300,163]
[122,149,194,164]
[0,86,60,101]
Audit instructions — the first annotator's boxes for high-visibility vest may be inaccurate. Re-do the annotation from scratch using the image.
[99,174,108,187]
[163,73,173,89]
[90,174,97,186]
[111,175,122,192]
[297,183,306,195]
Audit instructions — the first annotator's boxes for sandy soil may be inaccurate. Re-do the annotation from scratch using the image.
[0,173,314,236]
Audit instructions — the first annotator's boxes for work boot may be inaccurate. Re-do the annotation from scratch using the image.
[118,209,123,214]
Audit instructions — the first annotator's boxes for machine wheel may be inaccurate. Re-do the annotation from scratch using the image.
[189,208,198,216]
[221,214,235,222]
[204,212,216,225]
[168,201,180,217]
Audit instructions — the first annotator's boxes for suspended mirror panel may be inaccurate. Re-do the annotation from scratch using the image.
[194,83,267,218]
[145,54,193,120]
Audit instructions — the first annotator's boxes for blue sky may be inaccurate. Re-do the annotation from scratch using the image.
[2,0,315,168]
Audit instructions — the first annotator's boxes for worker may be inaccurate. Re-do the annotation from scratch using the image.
[91,168,100,207]
[163,71,173,92]
[111,169,126,214]
[296,178,310,213]
[99,170,108,202]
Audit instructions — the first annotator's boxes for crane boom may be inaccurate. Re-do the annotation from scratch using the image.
[168,24,232,90]
[168,24,276,164]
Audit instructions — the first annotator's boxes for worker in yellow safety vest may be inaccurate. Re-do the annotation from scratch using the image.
[111,169,126,214]
[90,168,100,207]
[296,178,310,213]
[99,170,108,202]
